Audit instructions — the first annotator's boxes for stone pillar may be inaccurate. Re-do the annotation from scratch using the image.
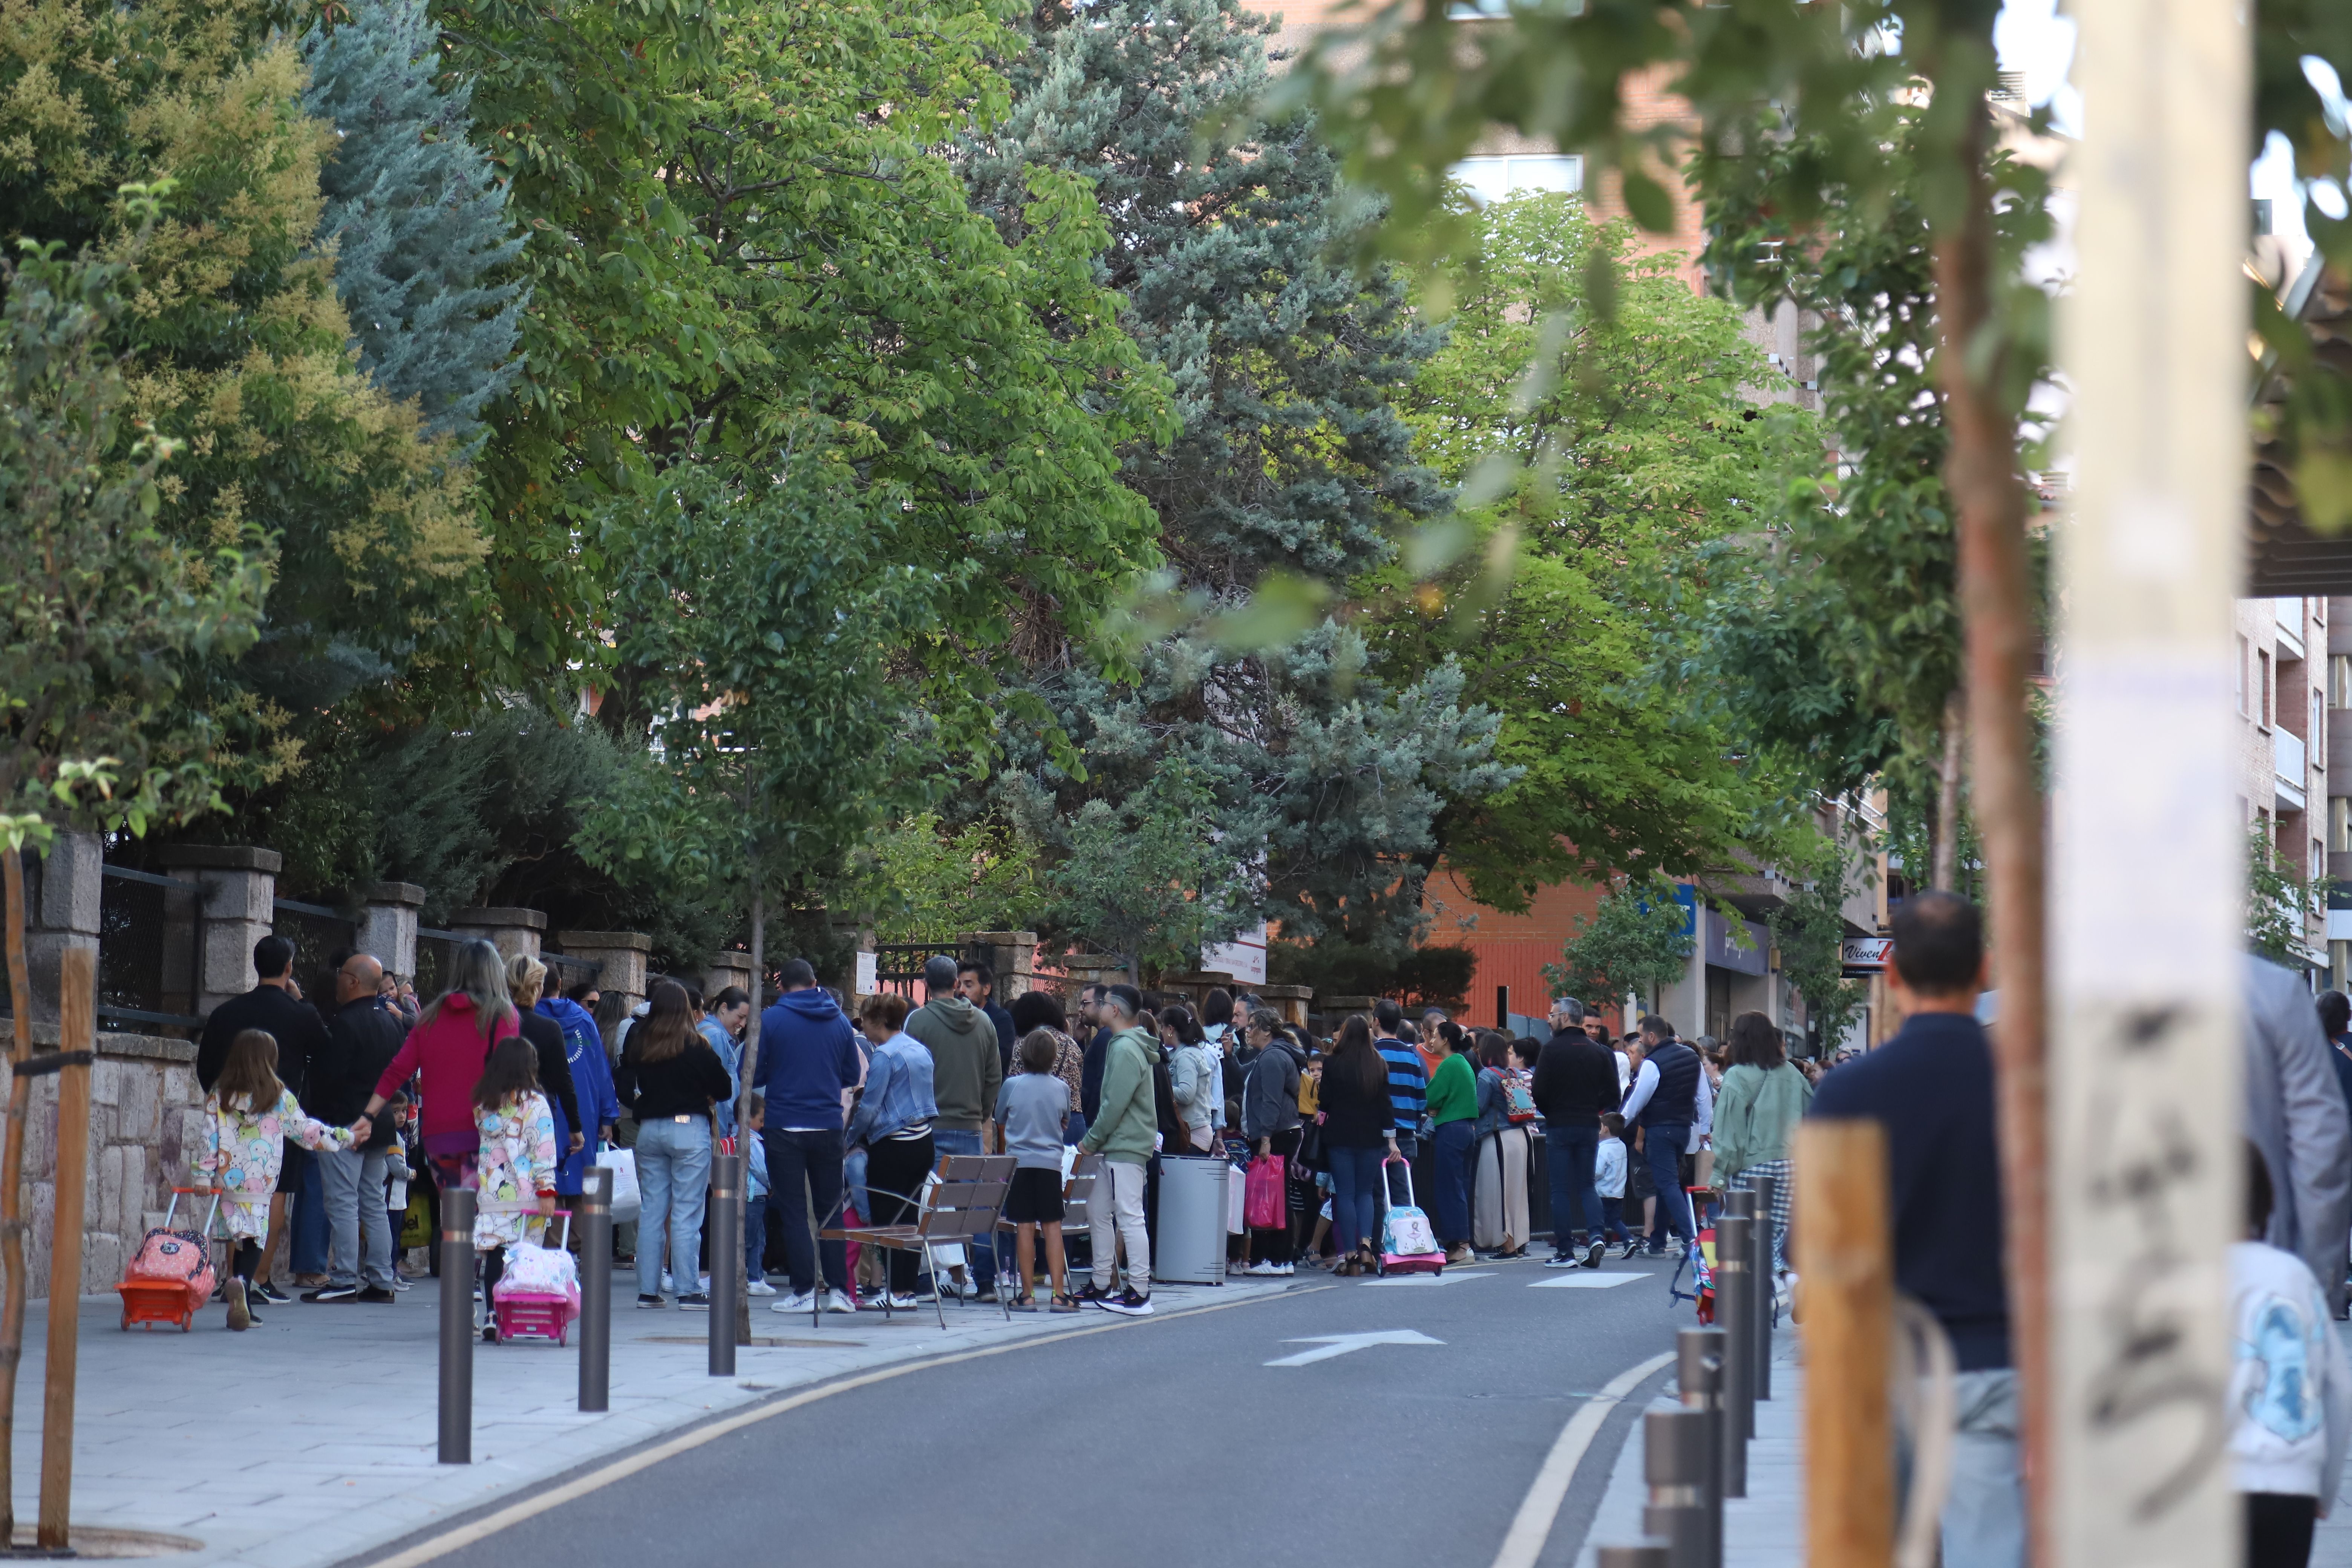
[555,931,651,1014]
[20,830,101,1025]
[1048,954,1128,1001]
[1257,984,1314,1029]
[358,882,425,982]
[448,907,546,964]
[965,931,1038,1001]
[158,846,281,1015]
[702,950,754,1002]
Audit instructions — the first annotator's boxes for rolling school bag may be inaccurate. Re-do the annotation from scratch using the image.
[118,1187,220,1332]
[1378,1156,1446,1275]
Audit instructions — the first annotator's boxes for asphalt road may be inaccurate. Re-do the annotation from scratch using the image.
[424,1251,1689,1568]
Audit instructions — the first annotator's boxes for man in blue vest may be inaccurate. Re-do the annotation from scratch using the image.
[1619,1014,1707,1256]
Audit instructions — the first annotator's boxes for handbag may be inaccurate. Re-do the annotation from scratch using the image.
[1226,1160,1248,1234]
[594,1147,642,1222]
[1295,1113,1326,1171]
[1244,1153,1287,1230]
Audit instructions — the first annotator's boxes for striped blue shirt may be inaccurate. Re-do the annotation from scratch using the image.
[1376,1037,1428,1132]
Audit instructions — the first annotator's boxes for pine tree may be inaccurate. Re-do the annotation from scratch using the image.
[302,0,525,452]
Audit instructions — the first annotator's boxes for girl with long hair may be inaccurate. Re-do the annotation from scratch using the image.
[472,1037,559,1340]
[613,980,733,1309]
[195,1030,355,1330]
[1317,1017,1400,1275]
[361,939,522,1187]
[1711,1011,1811,1277]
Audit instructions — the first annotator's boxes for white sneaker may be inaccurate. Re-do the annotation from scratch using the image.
[822,1289,855,1314]
[1276,1262,1295,1276]
[746,1278,776,1296]
[774,1291,815,1314]
[884,1292,918,1310]
[660,1271,674,1292]
[1247,1260,1279,1276]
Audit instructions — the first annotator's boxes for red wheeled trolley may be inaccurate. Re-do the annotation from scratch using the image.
[118,1188,220,1332]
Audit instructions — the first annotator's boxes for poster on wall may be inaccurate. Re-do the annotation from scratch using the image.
[1201,922,1269,986]
[855,950,878,995]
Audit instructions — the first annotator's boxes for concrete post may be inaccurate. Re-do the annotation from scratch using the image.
[21,830,101,1024]
[157,846,280,1015]
[555,932,651,1014]
[447,907,545,964]
[358,882,426,982]
[1052,954,1128,1000]
[702,950,755,1003]
[1257,985,1314,1027]
[966,931,1038,1000]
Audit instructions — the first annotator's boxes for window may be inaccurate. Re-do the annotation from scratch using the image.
[2260,650,2274,728]
[2318,688,2329,767]
[1450,155,1585,205]
[2333,654,2352,707]
[2333,797,2352,854]
[2240,637,2251,715]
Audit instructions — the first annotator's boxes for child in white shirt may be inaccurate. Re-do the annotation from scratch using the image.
[1596,1113,1631,1252]
[2232,1142,2352,1568]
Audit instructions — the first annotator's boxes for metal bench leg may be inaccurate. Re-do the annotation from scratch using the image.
[923,1244,947,1330]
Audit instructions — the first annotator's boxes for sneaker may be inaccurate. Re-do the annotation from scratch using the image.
[301,1284,360,1304]
[356,1286,398,1304]
[390,1276,413,1292]
[822,1289,855,1314]
[884,1292,919,1311]
[661,1270,674,1292]
[252,1282,292,1306]
[1584,1239,1607,1269]
[225,1279,252,1332]
[482,1322,500,1344]
[1446,1245,1476,1267]
[746,1279,776,1297]
[1544,1251,1583,1269]
[1095,1288,1153,1317]
[775,1291,816,1314]
[1275,1262,1295,1276]
[1070,1282,1116,1304]
[676,1292,711,1310]
[1247,1260,1279,1276]
[636,1294,666,1309]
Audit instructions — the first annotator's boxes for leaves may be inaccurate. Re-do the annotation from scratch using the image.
[1542,876,1697,1012]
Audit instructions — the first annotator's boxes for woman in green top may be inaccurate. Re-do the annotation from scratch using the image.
[1425,1021,1481,1266]
[1709,1011,1812,1276]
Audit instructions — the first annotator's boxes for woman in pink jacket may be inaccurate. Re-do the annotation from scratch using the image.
[362,939,520,1185]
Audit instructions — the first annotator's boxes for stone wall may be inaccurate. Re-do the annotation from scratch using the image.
[0,1022,203,1300]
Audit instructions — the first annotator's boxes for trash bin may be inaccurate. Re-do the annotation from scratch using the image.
[1153,1155,1229,1285]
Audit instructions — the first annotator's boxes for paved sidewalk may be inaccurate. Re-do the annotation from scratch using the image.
[13,1272,1289,1568]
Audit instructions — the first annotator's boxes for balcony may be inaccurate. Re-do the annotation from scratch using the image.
[2276,597,2308,658]
[2278,726,2309,812]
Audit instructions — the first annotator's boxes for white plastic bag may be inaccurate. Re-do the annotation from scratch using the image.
[596,1147,641,1221]
[1226,1160,1247,1235]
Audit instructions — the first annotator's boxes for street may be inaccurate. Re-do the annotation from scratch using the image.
[399,1254,1686,1568]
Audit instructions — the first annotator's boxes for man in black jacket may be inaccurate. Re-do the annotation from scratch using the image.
[304,954,407,1302]
[194,935,332,1301]
[1531,996,1619,1269]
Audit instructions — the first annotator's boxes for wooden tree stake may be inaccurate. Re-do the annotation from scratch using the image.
[1796,1119,1893,1568]
[37,946,93,1549]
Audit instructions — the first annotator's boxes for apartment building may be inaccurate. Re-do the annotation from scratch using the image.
[2232,596,2330,974]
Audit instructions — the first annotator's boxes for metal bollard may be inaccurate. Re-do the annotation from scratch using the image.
[1749,1171,1777,1402]
[1724,1188,1761,1418]
[1678,1327,1726,1568]
[1642,1406,1713,1568]
[708,1152,744,1377]
[438,1187,477,1464]
[577,1167,612,1413]
[1717,1211,1755,1484]
[1597,1542,1672,1568]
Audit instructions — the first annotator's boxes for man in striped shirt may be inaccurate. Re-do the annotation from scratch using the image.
[1372,998,1429,1159]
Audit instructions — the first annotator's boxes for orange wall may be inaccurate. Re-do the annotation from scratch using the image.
[1423,860,1608,1029]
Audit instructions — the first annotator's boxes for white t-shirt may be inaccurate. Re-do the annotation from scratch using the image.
[2229,1239,2352,1502]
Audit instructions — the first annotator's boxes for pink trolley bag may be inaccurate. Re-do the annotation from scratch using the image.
[1377,1157,1446,1276]
[491,1218,583,1345]
[118,1187,220,1332]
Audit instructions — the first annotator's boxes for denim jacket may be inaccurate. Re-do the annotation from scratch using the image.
[845,1032,937,1148]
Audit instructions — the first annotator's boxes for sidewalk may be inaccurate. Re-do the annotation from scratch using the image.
[15,1271,1289,1567]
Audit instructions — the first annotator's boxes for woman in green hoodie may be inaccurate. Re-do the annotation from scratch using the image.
[1709,1011,1811,1276]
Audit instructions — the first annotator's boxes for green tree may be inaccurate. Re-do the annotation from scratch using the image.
[2247,825,2328,969]
[1043,762,1254,983]
[1542,877,1695,1013]
[1375,193,1819,910]
[1765,844,1870,1054]
[302,0,528,454]
[827,814,1046,948]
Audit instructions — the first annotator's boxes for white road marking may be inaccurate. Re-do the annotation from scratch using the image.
[1262,1329,1446,1366]
[1488,1349,1677,1568]
[1528,1272,1644,1289]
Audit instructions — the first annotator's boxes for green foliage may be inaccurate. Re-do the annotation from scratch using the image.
[1541,876,1695,1012]
[1375,194,1817,908]
[0,224,270,859]
[1266,940,1476,1008]
[1041,761,1253,982]
[301,0,527,453]
[2248,825,2329,969]
[1765,844,1870,1054]
[827,814,1047,947]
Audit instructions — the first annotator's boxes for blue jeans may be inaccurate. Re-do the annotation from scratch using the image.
[634,1117,712,1298]
[1545,1123,1603,1248]
[764,1127,847,1295]
[744,1192,767,1281]
[1430,1119,1475,1246]
[1328,1146,1385,1255]
[1642,1122,1694,1248]
[930,1129,995,1291]
[1943,1369,2026,1568]
[286,1147,329,1275]
[1601,1195,1628,1242]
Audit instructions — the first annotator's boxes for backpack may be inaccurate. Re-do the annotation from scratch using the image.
[126,1226,211,1288]
[1378,1158,1445,1273]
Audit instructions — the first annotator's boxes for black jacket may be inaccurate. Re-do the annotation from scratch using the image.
[310,997,407,1133]
[197,984,330,1105]
[1530,1028,1619,1129]
[615,1040,734,1122]
[986,1001,1016,1076]
[518,1010,582,1151]
[1081,1024,1113,1120]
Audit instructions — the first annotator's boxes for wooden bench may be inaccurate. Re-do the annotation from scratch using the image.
[991,1152,1102,1303]
[821,1154,1015,1329]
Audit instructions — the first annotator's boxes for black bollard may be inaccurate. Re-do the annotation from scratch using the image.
[437,1187,477,1464]
[1642,1406,1713,1568]
[1749,1171,1777,1402]
[1717,1211,1755,1490]
[1597,1543,1672,1568]
[708,1152,743,1377]
[577,1167,612,1413]
[1677,1327,1726,1568]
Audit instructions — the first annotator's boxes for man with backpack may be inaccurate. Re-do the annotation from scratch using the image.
[1532,996,1617,1269]
[1618,1014,1709,1256]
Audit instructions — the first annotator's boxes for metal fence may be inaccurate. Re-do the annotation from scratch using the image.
[870,940,975,1004]
[414,927,460,1001]
[273,897,358,1014]
[99,865,205,1034]
[542,951,601,998]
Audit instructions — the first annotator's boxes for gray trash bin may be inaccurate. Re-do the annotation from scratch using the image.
[1153,1155,1229,1285]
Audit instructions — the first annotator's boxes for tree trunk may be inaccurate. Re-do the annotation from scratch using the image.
[0,848,34,1544]
[1932,103,2051,1568]
[1932,686,1966,891]
[735,887,763,1348]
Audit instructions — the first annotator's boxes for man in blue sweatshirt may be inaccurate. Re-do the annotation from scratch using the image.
[1809,890,2016,1568]
[752,959,864,1314]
